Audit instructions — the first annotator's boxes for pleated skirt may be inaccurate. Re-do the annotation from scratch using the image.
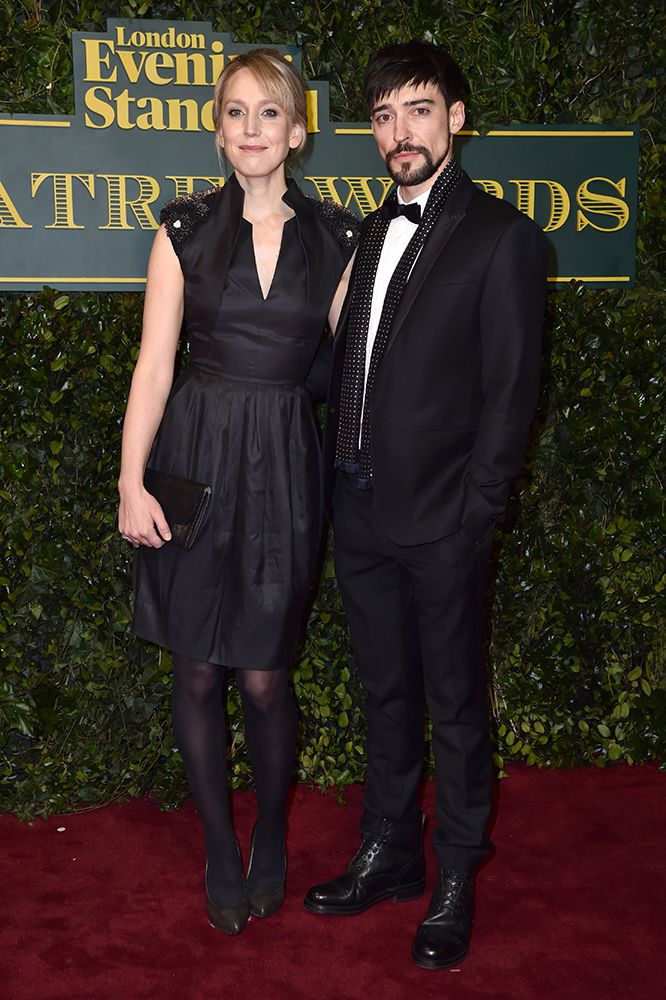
[133,365,323,669]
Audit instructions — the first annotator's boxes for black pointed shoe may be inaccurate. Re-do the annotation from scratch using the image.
[205,859,250,935]
[304,826,425,916]
[411,869,474,970]
[246,824,286,919]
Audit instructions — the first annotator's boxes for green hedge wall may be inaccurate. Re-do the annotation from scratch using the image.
[1,1,663,818]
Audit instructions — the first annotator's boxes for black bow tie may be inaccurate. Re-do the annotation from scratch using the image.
[381,199,421,224]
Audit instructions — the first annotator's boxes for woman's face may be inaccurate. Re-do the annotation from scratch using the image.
[217,67,302,180]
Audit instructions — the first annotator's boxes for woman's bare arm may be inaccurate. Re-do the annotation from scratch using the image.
[117,226,184,547]
[327,252,355,334]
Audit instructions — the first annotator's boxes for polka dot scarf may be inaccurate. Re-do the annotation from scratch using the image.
[335,158,463,486]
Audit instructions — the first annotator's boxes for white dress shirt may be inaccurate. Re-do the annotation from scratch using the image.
[359,185,432,442]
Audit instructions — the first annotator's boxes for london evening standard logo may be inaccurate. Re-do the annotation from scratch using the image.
[0,19,640,290]
[80,22,301,133]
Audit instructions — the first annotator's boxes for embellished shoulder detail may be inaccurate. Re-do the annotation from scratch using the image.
[310,198,361,264]
[159,187,220,255]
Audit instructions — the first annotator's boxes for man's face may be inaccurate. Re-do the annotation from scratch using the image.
[370,81,465,195]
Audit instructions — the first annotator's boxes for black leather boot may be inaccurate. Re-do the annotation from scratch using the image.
[411,869,474,969]
[304,820,425,916]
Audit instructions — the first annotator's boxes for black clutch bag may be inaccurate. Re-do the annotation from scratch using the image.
[143,468,212,550]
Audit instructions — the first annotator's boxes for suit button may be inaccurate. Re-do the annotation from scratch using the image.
[330,406,337,414]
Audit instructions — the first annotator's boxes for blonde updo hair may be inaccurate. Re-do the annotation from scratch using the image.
[213,48,308,155]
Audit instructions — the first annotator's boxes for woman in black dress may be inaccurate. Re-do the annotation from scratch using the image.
[117,49,358,935]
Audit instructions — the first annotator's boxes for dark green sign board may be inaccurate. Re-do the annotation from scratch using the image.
[0,19,639,290]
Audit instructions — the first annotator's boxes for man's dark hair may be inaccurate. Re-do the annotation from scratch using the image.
[363,39,469,112]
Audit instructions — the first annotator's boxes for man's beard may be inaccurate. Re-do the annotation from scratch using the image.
[386,141,450,187]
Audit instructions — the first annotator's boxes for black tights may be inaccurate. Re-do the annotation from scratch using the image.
[171,654,297,905]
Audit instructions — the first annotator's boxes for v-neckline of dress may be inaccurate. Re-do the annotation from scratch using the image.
[243,216,296,303]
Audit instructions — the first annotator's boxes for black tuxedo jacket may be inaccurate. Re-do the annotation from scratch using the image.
[323,171,548,546]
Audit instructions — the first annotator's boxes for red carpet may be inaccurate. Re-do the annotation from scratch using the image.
[1,766,664,1000]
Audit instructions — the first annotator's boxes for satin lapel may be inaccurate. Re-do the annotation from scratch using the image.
[382,173,476,360]
[382,212,464,360]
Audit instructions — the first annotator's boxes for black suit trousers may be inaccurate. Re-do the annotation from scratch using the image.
[333,473,494,873]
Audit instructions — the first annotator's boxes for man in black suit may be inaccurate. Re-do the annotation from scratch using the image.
[304,41,547,968]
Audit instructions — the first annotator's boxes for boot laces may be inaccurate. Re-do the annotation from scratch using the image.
[351,836,384,870]
[436,871,470,917]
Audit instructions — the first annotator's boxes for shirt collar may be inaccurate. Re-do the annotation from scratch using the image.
[397,186,431,212]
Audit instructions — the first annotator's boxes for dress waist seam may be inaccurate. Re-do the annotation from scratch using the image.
[189,363,302,388]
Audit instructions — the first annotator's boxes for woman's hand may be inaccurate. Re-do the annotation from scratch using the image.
[117,484,172,548]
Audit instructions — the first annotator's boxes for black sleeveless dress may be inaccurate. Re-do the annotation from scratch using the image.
[133,176,359,670]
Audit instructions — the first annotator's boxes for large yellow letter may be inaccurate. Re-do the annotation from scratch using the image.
[341,177,394,215]
[0,181,31,228]
[510,179,570,231]
[305,176,343,204]
[172,52,208,86]
[135,96,166,131]
[305,176,393,217]
[306,90,319,134]
[117,49,148,85]
[31,173,95,229]
[474,179,504,199]
[166,98,200,132]
[576,177,629,232]
[84,86,116,128]
[144,52,175,85]
[82,39,116,83]
[98,175,160,230]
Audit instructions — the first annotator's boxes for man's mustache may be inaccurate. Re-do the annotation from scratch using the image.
[387,143,429,161]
